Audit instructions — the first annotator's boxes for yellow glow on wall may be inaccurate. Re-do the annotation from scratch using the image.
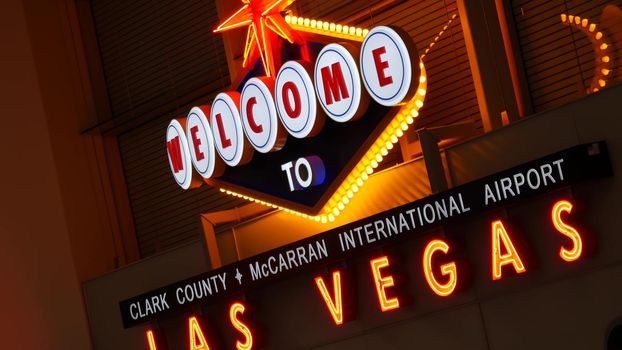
[551,200,583,262]
[561,13,613,93]
[229,302,254,350]
[146,330,158,350]
[188,316,211,350]
[491,220,527,281]
[423,239,457,297]
[370,256,400,311]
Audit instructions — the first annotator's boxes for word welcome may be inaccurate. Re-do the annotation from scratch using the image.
[165,26,418,190]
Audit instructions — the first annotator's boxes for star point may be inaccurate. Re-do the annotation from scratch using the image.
[214,0,301,77]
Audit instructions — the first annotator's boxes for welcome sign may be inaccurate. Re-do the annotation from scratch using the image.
[165,0,439,220]
[132,1,618,348]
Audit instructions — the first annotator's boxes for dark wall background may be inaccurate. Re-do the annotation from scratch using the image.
[512,0,622,112]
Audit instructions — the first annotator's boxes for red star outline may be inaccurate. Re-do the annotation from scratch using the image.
[214,0,302,77]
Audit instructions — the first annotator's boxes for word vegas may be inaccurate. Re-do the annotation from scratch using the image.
[144,199,586,350]
[165,25,419,191]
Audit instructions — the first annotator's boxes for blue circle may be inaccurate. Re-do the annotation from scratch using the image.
[315,48,356,119]
[275,65,312,134]
[241,82,273,149]
[212,98,240,163]
[361,31,407,103]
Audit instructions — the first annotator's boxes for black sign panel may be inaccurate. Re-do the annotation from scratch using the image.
[121,141,612,328]
[206,39,401,215]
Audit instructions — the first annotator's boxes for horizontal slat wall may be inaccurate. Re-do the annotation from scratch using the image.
[90,0,241,257]
[294,0,388,21]
[118,113,246,258]
[90,0,230,118]
[512,0,622,112]
[292,0,482,131]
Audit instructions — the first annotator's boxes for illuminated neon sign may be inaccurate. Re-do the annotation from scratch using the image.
[123,142,612,330]
[165,0,443,221]
[140,196,592,348]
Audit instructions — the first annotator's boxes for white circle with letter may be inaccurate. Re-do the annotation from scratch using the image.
[210,92,246,167]
[360,26,416,106]
[166,119,194,189]
[275,61,320,138]
[241,77,282,153]
[314,43,364,122]
[186,106,218,178]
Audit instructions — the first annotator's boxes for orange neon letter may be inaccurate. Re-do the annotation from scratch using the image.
[370,256,400,311]
[230,302,254,350]
[314,271,344,325]
[551,200,583,262]
[423,239,457,297]
[491,220,527,280]
[146,329,158,350]
[188,316,211,350]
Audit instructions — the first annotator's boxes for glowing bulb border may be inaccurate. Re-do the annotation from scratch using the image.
[216,13,461,223]
[561,13,613,93]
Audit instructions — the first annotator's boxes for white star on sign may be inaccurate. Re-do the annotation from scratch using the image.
[235,269,243,284]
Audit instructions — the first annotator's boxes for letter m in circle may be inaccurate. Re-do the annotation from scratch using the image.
[321,62,349,105]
